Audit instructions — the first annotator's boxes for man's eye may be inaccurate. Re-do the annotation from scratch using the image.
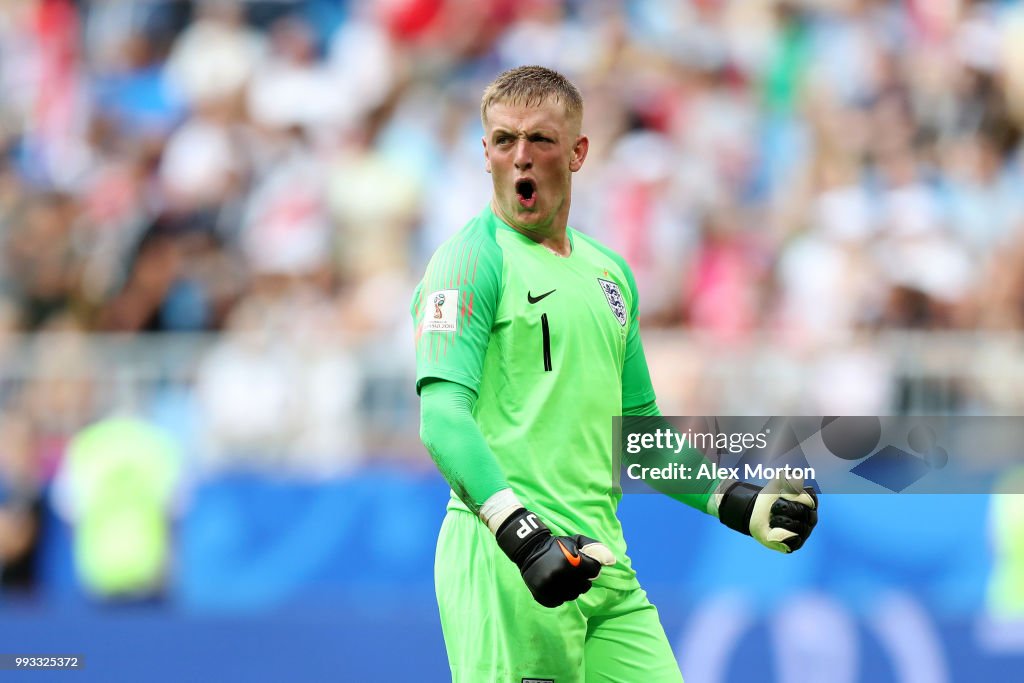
[496,136,512,145]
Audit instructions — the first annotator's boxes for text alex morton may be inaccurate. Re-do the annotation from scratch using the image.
[626,462,815,481]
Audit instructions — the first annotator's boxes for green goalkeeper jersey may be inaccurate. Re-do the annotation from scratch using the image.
[412,204,656,588]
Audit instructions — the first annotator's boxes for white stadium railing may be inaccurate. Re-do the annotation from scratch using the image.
[1,331,1020,474]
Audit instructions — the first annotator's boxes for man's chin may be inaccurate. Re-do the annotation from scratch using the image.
[496,200,543,227]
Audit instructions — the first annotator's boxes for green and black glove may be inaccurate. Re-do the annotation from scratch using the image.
[495,508,615,607]
[717,475,819,553]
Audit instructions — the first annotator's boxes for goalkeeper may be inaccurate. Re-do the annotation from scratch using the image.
[411,65,818,682]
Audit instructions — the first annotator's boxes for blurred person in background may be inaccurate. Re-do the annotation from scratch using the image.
[988,466,1024,620]
[21,314,100,474]
[0,413,44,598]
[3,194,82,330]
[195,289,364,475]
[165,0,264,113]
[52,415,182,604]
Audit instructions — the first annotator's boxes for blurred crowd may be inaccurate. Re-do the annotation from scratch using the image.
[3,0,1024,599]
[2,0,1024,340]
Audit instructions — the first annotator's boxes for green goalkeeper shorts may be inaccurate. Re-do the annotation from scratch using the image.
[435,509,684,683]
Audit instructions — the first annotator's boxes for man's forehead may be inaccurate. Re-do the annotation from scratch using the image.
[485,98,576,132]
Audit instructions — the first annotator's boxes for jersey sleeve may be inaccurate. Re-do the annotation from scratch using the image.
[622,399,721,514]
[411,222,502,395]
[419,379,509,513]
[618,258,657,410]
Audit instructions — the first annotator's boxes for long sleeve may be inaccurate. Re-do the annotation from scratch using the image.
[622,399,723,515]
[419,379,510,514]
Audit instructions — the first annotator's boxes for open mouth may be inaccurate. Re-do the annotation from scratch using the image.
[515,179,537,209]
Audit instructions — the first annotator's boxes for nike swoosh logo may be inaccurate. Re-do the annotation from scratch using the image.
[556,540,581,567]
[527,289,556,304]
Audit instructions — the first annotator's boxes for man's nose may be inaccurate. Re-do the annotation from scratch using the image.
[514,139,532,170]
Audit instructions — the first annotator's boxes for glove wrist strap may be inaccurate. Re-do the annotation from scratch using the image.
[717,482,760,536]
[495,508,551,566]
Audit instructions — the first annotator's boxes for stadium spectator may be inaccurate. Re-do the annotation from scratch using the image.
[52,416,182,603]
[0,413,44,597]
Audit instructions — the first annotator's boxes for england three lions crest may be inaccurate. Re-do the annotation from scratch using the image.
[598,278,627,326]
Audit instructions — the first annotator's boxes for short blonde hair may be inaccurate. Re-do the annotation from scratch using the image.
[480,65,583,130]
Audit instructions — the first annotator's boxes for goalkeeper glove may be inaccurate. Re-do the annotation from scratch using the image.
[495,508,615,608]
[717,475,818,553]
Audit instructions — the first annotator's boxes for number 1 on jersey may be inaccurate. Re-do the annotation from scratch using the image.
[541,313,552,372]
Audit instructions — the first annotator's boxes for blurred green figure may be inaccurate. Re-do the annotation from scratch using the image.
[55,417,181,601]
[988,467,1024,618]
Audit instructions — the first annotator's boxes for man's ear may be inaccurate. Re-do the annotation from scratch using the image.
[570,135,589,173]
[482,137,491,174]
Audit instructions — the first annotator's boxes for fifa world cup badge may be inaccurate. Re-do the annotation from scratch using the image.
[423,289,458,332]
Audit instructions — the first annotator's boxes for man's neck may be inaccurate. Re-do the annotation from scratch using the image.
[524,227,571,257]
[491,200,572,257]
